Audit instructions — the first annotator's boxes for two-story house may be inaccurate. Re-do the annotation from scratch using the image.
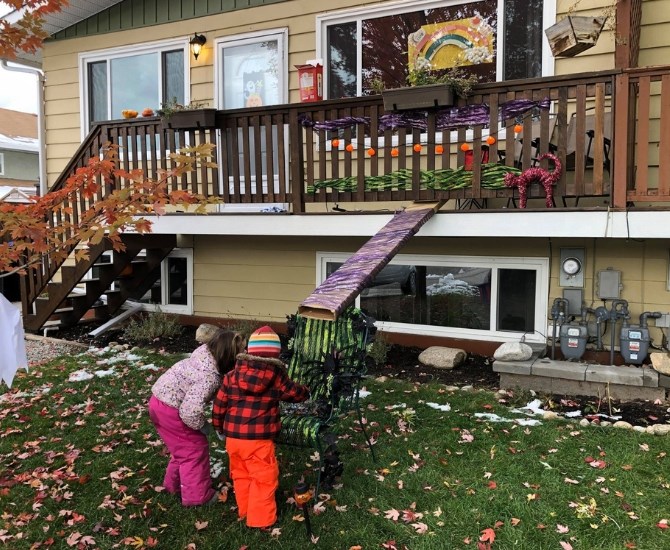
[4,0,669,361]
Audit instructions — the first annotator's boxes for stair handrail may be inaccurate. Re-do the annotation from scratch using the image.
[21,122,108,317]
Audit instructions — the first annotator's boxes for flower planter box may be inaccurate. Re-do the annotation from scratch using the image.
[382,84,455,112]
[545,15,607,58]
[161,108,217,130]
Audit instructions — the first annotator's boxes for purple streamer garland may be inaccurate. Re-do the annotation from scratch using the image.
[299,98,550,133]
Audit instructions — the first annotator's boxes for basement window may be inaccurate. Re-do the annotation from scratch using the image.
[137,249,193,314]
[318,253,548,343]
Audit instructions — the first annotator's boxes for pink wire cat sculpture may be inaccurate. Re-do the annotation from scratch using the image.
[503,153,562,208]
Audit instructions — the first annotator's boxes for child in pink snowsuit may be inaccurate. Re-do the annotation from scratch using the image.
[149,329,244,506]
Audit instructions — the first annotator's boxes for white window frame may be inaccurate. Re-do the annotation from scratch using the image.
[316,252,549,343]
[213,28,290,212]
[316,0,556,99]
[78,38,190,138]
[140,248,193,315]
[0,152,4,175]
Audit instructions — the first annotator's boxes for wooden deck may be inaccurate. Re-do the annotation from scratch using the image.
[49,66,670,215]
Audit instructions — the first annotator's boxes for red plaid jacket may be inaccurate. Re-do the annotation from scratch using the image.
[211,354,309,440]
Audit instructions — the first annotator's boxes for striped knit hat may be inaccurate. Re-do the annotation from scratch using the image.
[247,325,282,358]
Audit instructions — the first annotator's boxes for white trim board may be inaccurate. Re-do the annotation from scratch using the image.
[147,210,670,240]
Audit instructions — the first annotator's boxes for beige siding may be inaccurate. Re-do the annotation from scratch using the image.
[189,235,670,333]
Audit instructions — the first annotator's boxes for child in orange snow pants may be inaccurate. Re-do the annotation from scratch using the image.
[226,438,279,528]
[212,326,309,529]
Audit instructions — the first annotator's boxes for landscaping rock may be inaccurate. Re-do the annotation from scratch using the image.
[196,323,221,344]
[418,346,466,370]
[652,424,670,436]
[493,342,533,362]
[650,352,670,375]
[613,421,633,430]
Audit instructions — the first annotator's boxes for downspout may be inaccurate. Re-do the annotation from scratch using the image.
[0,60,47,196]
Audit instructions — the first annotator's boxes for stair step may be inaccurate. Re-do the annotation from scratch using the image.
[54,307,75,314]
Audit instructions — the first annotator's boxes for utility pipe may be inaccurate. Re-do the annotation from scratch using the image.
[1,60,47,196]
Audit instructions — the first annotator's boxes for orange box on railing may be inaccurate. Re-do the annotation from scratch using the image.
[296,60,323,102]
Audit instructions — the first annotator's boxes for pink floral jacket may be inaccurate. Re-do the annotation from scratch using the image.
[151,344,220,430]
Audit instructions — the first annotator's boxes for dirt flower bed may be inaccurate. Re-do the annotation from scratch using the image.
[50,321,670,427]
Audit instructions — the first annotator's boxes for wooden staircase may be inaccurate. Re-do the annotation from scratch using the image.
[19,117,190,334]
[22,234,176,333]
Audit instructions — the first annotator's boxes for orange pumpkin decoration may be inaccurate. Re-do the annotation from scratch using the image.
[345,143,354,152]
[390,148,399,157]
[514,124,523,134]
[460,143,470,152]
[435,145,444,154]
[413,143,422,153]
[142,108,155,117]
[486,136,496,145]
[367,148,376,157]
[332,138,340,147]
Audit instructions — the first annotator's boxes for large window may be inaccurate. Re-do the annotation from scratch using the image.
[319,253,549,342]
[319,0,552,99]
[81,41,187,132]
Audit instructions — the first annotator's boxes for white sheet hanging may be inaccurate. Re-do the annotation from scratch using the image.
[0,293,28,388]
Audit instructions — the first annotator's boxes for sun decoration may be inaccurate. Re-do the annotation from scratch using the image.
[345,143,354,152]
[367,148,376,157]
[435,145,444,154]
[460,143,471,152]
[413,144,422,153]
[391,148,399,157]
[331,139,340,147]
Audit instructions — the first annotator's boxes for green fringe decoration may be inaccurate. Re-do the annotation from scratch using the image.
[306,163,522,194]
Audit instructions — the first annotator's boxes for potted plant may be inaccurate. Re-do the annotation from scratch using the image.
[545,0,616,58]
[157,98,216,129]
[380,59,479,112]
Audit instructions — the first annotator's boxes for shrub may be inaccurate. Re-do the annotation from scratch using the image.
[122,309,183,344]
[367,332,391,367]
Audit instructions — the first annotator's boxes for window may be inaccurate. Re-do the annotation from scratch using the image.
[80,40,187,132]
[319,253,549,342]
[0,153,4,175]
[214,30,289,211]
[318,0,553,99]
[138,249,193,314]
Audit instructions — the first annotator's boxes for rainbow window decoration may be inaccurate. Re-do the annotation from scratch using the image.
[408,16,494,72]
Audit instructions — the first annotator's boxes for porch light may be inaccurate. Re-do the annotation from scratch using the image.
[189,33,207,60]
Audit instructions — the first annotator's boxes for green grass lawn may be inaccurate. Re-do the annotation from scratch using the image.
[2,347,670,549]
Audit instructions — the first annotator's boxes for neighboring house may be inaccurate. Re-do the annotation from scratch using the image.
[0,108,39,198]
[0,108,38,302]
[5,0,669,360]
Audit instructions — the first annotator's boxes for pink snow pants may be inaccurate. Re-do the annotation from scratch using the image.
[148,395,215,506]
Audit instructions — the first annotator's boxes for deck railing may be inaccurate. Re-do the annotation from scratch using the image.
[45,66,670,216]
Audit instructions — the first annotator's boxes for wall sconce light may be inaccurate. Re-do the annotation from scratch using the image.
[189,33,206,60]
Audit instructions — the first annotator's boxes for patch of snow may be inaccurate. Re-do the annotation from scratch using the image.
[94,368,115,377]
[474,412,509,422]
[359,390,371,399]
[511,399,545,416]
[425,402,451,412]
[68,370,94,382]
[139,363,159,371]
[515,418,543,426]
[564,410,583,418]
[210,459,226,479]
